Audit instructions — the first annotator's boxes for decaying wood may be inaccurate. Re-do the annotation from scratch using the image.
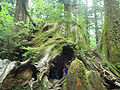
[0,44,120,89]
[35,51,60,81]
[0,59,31,84]
[114,82,120,87]
[0,48,120,89]
[20,59,31,65]
[0,60,17,84]
[29,78,36,90]
[49,76,66,90]
[89,55,120,88]
[78,49,120,89]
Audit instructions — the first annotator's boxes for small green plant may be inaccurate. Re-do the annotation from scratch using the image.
[0,2,14,30]
[0,30,28,61]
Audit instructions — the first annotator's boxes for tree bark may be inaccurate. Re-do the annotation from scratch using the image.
[97,0,120,65]
[93,0,99,44]
[63,0,73,35]
[14,0,28,32]
[85,0,90,44]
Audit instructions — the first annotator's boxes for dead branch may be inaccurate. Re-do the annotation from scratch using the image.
[19,59,31,66]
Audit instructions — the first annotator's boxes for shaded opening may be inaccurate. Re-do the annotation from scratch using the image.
[49,45,75,80]
[13,63,38,81]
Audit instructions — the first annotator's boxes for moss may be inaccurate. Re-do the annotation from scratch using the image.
[33,75,51,90]
[62,80,67,90]
[63,58,107,90]
[87,71,107,90]
[21,21,92,89]
[96,8,120,65]
[33,80,41,90]
[42,76,51,89]
[23,28,76,64]
[1,67,33,90]
[65,58,88,90]
[86,70,91,87]
[1,74,29,90]
[96,14,120,80]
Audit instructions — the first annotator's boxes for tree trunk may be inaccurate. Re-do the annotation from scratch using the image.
[97,0,120,65]
[64,0,72,18]
[100,1,104,29]
[93,0,99,44]
[64,0,72,35]
[14,0,28,32]
[85,0,90,44]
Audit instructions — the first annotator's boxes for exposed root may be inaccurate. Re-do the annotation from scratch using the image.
[49,76,66,90]
[90,58,120,89]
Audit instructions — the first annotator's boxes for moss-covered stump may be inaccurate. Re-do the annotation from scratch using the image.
[88,70,106,90]
[64,58,88,90]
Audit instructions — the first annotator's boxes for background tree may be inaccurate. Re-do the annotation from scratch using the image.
[63,0,73,35]
[86,0,104,47]
[84,0,90,44]
[14,0,28,32]
[93,0,99,44]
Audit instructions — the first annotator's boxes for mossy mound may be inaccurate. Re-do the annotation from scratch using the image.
[62,58,106,90]
[64,58,88,90]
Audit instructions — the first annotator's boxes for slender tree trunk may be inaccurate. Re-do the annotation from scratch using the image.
[94,10,99,44]
[97,0,120,65]
[93,0,99,44]
[64,0,72,18]
[72,0,79,43]
[85,0,90,44]
[100,1,104,28]
[64,0,72,35]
